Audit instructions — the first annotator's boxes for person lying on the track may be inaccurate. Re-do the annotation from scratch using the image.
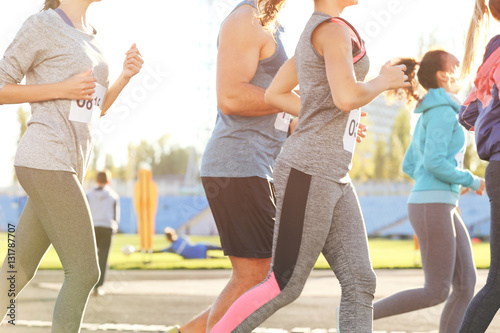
[161,227,223,259]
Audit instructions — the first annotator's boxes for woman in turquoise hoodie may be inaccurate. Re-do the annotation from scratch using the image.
[373,50,485,333]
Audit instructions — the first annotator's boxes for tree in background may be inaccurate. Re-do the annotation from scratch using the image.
[386,108,412,181]
[373,135,388,180]
[354,107,412,182]
[86,135,194,182]
[464,134,487,178]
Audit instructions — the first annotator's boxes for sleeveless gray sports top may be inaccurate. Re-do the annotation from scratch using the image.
[200,0,289,180]
[277,12,370,183]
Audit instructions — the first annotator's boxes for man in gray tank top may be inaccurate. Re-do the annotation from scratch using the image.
[177,1,289,332]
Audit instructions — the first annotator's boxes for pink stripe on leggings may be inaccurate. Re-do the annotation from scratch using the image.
[210,272,281,333]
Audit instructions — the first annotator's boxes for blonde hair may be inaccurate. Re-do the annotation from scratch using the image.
[462,0,490,78]
[43,0,61,10]
[256,0,287,32]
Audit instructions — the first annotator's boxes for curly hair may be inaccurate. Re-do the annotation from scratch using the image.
[256,0,287,32]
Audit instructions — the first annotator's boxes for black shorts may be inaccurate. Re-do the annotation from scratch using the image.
[201,176,276,259]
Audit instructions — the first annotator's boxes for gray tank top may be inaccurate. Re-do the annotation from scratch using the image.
[277,12,370,183]
[200,0,289,180]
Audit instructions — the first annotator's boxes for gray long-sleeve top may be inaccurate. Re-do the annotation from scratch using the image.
[0,9,110,183]
[87,186,120,232]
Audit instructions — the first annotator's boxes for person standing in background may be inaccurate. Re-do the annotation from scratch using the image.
[87,170,120,297]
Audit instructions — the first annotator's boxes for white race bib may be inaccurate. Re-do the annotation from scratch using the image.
[274,112,291,132]
[69,83,107,124]
[455,152,465,170]
[343,109,361,153]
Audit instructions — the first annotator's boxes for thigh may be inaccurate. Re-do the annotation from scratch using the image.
[202,177,275,259]
[452,209,476,286]
[95,228,112,254]
[272,167,341,291]
[322,184,374,284]
[409,203,456,289]
[16,168,98,271]
[1,198,51,276]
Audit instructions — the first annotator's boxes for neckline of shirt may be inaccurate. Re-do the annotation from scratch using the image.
[48,8,97,37]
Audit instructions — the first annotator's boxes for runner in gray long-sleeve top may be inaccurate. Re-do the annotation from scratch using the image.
[0,1,143,331]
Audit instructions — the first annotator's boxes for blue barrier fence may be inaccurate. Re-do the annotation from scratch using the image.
[0,193,490,237]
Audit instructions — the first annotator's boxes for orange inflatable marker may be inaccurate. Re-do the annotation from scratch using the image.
[133,168,158,263]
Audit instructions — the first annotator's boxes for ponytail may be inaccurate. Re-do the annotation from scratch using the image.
[386,58,420,107]
[256,0,287,32]
[462,0,489,78]
[387,50,450,107]
[43,0,61,10]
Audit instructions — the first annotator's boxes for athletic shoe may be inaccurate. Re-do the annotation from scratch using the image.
[163,325,180,333]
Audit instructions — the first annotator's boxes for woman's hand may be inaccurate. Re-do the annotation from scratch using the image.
[122,43,144,81]
[356,111,368,143]
[100,44,145,114]
[461,178,486,195]
[379,61,410,90]
[476,178,486,195]
[57,69,96,100]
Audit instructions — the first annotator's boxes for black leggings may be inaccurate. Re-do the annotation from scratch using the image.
[94,227,113,289]
[460,161,500,332]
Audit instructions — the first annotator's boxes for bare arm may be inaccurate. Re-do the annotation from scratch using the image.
[313,23,409,112]
[0,69,97,105]
[217,6,281,117]
[101,44,144,115]
[265,57,300,117]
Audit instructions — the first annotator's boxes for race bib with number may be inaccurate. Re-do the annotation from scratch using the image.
[343,109,361,153]
[69,83,107,124]
[455,152,464,170]
[274,112,291,132]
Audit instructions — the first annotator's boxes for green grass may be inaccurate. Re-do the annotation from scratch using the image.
[0,233,491,270]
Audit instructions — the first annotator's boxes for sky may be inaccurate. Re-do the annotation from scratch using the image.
[0,0,492,187]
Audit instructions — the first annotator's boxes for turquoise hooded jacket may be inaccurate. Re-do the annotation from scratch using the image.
[403,88,481,206]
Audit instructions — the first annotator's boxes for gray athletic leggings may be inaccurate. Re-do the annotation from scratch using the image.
[374,203,476,333]
[210,163,376,333]
[0,167,100,332]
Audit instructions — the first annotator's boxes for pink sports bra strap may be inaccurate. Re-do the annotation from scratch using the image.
[329,17,366,64]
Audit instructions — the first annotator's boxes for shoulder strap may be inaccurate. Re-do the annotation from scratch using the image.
[329,17,366,64]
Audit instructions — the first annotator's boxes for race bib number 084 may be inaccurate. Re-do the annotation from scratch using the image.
[69,83,107,124]
[343,109,360,154]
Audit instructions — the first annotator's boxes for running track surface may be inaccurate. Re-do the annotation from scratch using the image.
[5,321,442,333]
[1,270,499,332]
